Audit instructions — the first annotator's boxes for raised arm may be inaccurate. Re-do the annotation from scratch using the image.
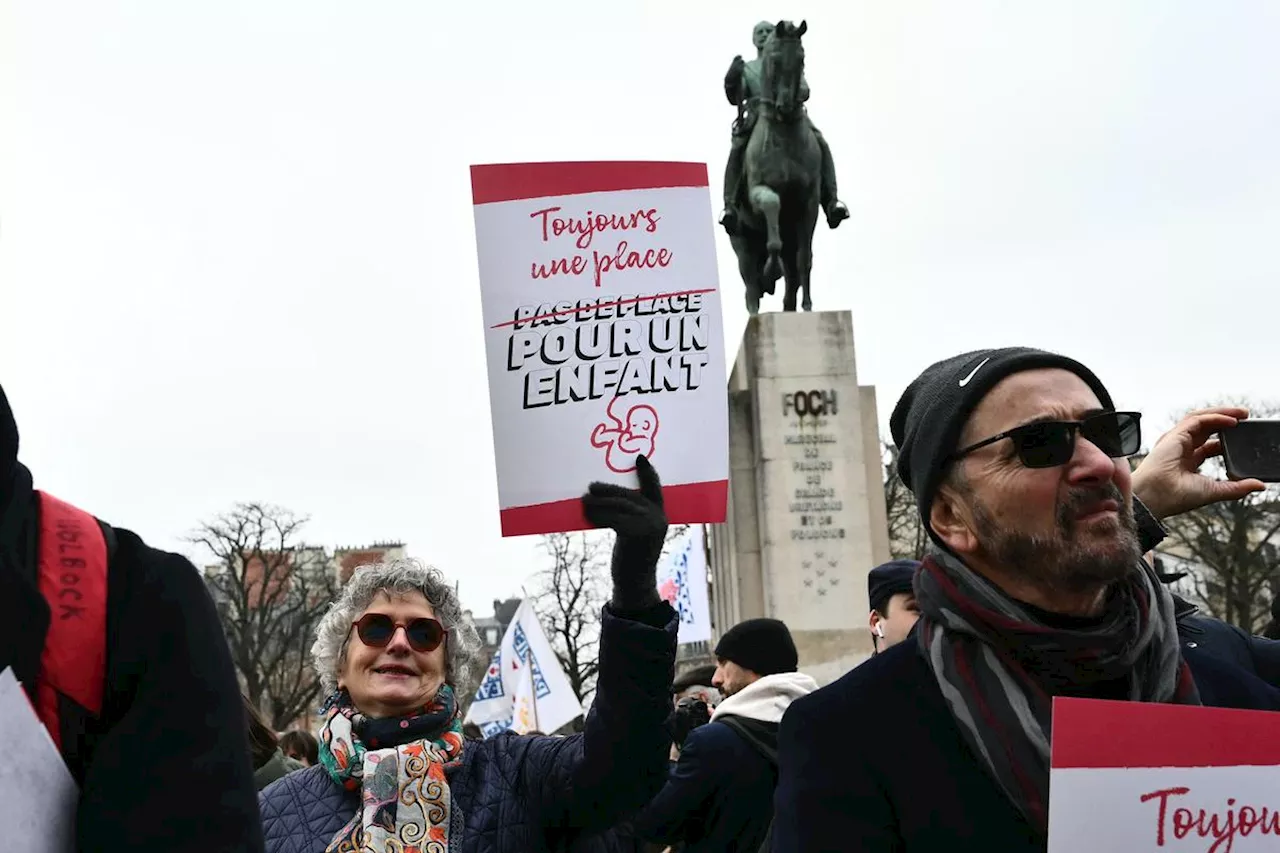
[523,456,679,831]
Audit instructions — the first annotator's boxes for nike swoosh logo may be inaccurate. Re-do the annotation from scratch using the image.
[958,357,991,387]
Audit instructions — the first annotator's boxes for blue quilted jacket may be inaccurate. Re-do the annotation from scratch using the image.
[259,604,678,853]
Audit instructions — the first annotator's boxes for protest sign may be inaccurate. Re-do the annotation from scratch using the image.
[0,668,77,853]
[657,525,712,644]
[470,161,729,537]
[1047,697,1280,853]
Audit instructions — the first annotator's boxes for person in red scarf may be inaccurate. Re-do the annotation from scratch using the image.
[0,385,263,852]
[771,348,1280,853]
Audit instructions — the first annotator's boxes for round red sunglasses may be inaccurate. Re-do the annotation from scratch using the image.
[352,613,447,653]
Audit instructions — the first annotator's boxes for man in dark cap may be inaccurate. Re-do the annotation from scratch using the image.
[633,618,816,853]
[666,664,720,757]
[771,347,1280,853]
[672,663,722,709]
[867,559,921,653]
[0,386,264,851]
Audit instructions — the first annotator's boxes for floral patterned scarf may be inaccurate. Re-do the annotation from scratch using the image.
[318,685,466,853]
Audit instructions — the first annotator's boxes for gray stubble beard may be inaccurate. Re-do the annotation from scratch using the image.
[970,484,1143,599]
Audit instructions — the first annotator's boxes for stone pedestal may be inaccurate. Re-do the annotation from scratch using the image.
[707,311,890,685]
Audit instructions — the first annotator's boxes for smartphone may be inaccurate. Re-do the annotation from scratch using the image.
[1219,421,1280,482]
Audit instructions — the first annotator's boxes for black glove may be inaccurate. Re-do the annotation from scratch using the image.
[581,455,668,612]
[667,697,711,748]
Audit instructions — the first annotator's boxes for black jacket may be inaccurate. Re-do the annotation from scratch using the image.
[631,719,778,853]
[0,387,263,852]
[772,634,1280,853]
[1174,595,1280,687]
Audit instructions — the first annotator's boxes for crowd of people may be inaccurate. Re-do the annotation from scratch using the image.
[4,342,1280,852]
[243,695,318,790]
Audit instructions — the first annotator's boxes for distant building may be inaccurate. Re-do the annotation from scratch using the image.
[471,613,503,650]
[334,542,409,583]
[468,597,520,659]
[677,640,714,678]
[204,541,408,593]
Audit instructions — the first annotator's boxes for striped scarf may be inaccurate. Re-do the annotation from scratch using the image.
[914,550,1200,834]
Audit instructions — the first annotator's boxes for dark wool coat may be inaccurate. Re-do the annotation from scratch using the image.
[771,639,1280,853]
[630,720,778,853]
[0,384,264,853]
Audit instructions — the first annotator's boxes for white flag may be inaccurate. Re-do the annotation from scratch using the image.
[657,526,712,644]
[510,650,540,735]
[465,599,581,738]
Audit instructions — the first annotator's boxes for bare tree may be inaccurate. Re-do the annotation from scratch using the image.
[1150,402,1280,634]
[529,525,692,706]
[529,532,610,705]
[883,441,928,560]
[192,502,340,729]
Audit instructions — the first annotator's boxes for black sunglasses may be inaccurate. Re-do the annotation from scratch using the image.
[352,613,447,653]
[951,411,1142,469]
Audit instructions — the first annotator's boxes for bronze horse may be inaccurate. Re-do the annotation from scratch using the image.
[729,20,822,314]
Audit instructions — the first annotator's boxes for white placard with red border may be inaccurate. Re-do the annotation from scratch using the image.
[470,162,728,537]
[1048,697,1280,853]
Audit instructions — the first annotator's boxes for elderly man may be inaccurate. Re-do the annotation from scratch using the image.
[666,664,720,756]
[867,559,921,653]
[771,348,1280,852]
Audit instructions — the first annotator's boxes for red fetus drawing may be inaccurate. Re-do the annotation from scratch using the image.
[591,395,659,473]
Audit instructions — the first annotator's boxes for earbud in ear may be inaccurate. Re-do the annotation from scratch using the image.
[874,623,885,638]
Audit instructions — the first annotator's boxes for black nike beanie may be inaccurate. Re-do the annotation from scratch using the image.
[889,347,1114,543]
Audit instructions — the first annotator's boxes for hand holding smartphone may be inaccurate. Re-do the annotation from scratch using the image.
[1219,420,1280,483]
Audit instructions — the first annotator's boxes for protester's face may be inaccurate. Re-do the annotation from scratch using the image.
[870,592,920,649]
[712,658,758,697]
[339,591,447,719]
[934,368,1141,600]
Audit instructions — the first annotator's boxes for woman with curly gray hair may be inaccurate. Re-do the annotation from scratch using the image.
[259,458,680,853]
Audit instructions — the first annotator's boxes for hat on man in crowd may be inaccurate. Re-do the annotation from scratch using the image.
[890,347,1114,541]
[671,664,718,695]
[868,559,920,614]
[714,618,798,677]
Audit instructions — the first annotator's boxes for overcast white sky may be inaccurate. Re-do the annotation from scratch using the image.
[3,2,1278,613]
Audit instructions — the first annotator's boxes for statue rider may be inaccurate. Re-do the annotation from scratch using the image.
[720,20,849,236]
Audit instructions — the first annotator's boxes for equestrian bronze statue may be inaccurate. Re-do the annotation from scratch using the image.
[721,20,847,314]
